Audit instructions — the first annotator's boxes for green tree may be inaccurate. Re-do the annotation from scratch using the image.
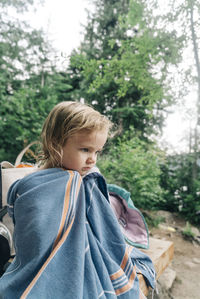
[0,0,71,162]
[98,131,164,209]
[164,0,200,168]
[183,0,200,181]
[160,153,200,225]
[156,1,200,225]
[67,0,183,137]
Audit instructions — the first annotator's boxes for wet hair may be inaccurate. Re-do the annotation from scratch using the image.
[40,101,112,168]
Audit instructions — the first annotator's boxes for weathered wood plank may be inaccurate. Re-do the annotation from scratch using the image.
[138,237,174,296]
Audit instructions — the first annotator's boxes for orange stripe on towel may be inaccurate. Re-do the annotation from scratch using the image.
[115,265,137,296]
[52,171,74,249]
[110,247,129,281]
[20,172,81,299]
[20,219,74,299]
[110,246,137,296]
[110,268,125,281]
[120,247,129,270]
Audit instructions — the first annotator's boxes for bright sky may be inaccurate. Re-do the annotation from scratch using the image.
[26,0,196,154]
[29,0,90,55]
[158,95,196,154]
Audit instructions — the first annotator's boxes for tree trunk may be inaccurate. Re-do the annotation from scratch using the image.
[189,1,200,180]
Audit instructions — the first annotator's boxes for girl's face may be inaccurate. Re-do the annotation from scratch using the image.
[62,129,108,176]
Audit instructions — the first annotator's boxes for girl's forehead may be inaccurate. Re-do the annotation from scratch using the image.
[72,129,108,145]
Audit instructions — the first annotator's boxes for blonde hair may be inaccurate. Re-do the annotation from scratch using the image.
[40,101,112,168]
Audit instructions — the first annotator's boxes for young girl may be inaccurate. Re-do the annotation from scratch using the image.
[40,101,112,174]
[0,101,155,298]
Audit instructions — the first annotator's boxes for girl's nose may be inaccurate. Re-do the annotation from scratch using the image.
[86,153,96,164]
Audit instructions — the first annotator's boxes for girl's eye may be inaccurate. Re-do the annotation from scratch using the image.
[80,148,88,152]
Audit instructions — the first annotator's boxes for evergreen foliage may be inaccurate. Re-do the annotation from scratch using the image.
[67,0,183,137]
[160,153,200,225]
[98,130,164,209]
[0,0,199,225]
[0,0,69,162]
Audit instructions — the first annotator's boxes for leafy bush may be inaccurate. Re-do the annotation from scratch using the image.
[98,133,164,210]
[160,153,200,225]
[182,221,196,240]
[0,72,66,163]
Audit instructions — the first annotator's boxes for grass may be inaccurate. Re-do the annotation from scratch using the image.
[182,221,195,240]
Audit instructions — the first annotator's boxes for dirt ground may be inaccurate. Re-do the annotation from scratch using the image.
[149,211,200,299]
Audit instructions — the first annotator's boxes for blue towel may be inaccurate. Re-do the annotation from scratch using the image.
[0,168,155,298]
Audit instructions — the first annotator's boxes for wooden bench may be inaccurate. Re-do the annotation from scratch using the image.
[138,237,174,296]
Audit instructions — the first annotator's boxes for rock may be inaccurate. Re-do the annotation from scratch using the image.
[158,224,176,232]
[192,240,200,247]
[147,282,172,299]
[194,236,200,245]
[152,234,161,239]
[193,257,200,264]
[191,226,200,236]
[181,224,200,243]
[155,210,175,225]
[184,261,196,268]
[158,267,176,290]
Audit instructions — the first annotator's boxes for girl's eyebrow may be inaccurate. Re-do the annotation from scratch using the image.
[79,145,104,151]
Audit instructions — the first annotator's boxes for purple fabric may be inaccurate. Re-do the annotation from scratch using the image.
[109,194,148,247]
